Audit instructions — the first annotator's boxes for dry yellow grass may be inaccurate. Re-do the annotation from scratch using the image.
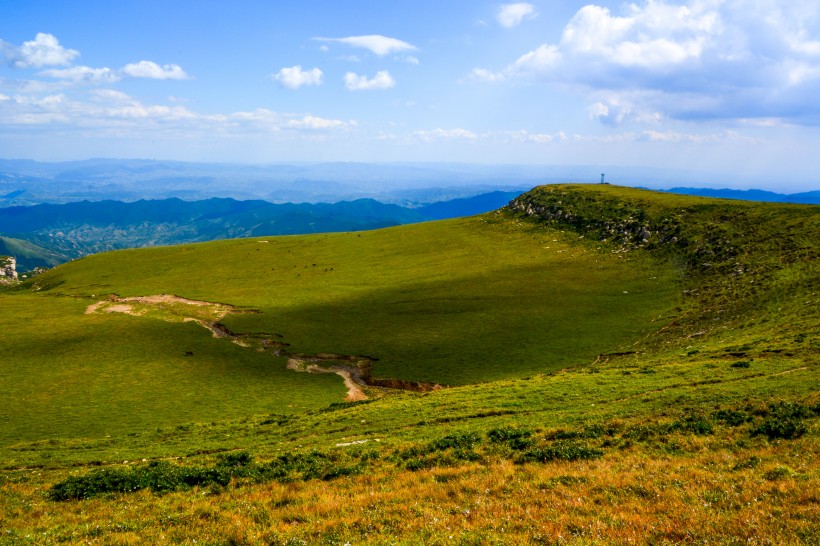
[3,434,817,545]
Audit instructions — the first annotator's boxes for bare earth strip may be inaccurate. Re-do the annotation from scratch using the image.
[287,358,368,402]
[86,294,368,401]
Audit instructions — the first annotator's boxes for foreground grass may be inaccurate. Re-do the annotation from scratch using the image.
[2,381,817,544]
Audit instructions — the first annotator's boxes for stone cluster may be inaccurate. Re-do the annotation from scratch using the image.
[0,256,17,280]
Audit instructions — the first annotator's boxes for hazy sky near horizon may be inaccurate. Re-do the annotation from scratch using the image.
[2,1,820,189]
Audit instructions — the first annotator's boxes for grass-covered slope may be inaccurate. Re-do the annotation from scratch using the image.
[23,212,679,384]
[1,184,817,544]
[0,199,679,442]
[0,236,67,271]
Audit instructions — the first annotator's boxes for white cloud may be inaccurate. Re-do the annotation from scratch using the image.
[639,129,758,144]
[587,97,662,126]
[473,0,820,125]
[344,71,396,91]
[315,35,417,56]
[286,115,350,130]
[412,128,478,142]
[0,91,353,136]
[272,65,323,89]
[471,44,560,82]
[494,129,555,143]
[10,33,79,68]
[408,128,559,144]
[509,44,562,74]
[560,3,717,68]
[40,65,121,83]
[90,89,137,103]
[122,61,189,80]
[497,3,538,28]
[469,68,505,83]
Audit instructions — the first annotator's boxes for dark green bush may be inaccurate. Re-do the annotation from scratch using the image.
[712,409,751,427]
[429,433,481,452]
[751,402,811,440]
[48,462,231,501]
[217,451,254,468]
[49,449,362,501]
[487,427,533,450]
[671,414,713,435]
[487,427,532,443]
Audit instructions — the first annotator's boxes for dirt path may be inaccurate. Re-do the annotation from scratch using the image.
[287,359,368,401]
[86,294,369,401]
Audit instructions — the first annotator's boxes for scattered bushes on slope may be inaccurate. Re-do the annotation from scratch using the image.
[49,401,817,500]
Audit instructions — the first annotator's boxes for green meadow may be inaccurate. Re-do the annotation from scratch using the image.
[0,185,817,544]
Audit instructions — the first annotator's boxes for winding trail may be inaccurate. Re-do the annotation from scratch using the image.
[86,294,370,401]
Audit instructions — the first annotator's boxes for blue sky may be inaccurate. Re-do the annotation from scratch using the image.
[2,1,820,190]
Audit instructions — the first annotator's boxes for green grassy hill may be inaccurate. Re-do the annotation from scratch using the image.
[0,184,817,544]
[0,236,67,271]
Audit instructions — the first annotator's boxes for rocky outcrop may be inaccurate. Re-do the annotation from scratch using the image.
[0,256,17,280]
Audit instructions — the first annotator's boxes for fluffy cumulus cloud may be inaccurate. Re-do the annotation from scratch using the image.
[344,70,396,91]
[0,32,357,150]
[3,33,79,68]
[315,35,417,57]
[472,0,820,125]
[272,65,323,89]
[122,61,189,80]
[2,33,191,85]
[497,3,538,28]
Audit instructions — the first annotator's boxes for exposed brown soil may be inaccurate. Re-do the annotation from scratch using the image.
[85,294,446,402]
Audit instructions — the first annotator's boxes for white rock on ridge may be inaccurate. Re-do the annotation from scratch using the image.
[0,256,18,280]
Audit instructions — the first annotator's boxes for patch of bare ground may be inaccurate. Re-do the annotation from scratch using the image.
[287,358,368,401]
[85,294,234,318]
[84,294,439,402]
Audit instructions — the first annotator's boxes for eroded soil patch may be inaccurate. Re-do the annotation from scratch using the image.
[86,294,371,401]
[86,294,444,401]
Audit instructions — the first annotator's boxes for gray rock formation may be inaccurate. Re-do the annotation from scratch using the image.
[0,256,18,280]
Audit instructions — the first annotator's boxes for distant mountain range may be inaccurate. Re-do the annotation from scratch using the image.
[0,159,535,206]
[5,158,816,207]
[0,191,523,271]
[659,187,820,204]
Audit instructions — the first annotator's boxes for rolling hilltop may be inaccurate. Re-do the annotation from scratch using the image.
[0,184,817,544]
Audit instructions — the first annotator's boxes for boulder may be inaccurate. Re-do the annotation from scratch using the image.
[0,256,18,280]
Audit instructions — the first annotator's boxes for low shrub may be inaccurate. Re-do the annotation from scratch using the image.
[487,427,531,443]
[48,462,231,501]
[712,409,751,427]
[671,414,713,436]
[487,427,534,450]
[49,449,362,501]
[429,433,481,452]
[751,401,811,440]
